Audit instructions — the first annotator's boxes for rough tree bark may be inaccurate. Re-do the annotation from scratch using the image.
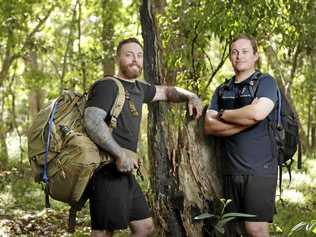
[140,1,222,236]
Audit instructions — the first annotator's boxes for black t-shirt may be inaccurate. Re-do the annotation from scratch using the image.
[86,78,156,152]
[209,72,278,176]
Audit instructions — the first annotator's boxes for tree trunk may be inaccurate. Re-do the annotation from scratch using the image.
[77,0,88,92]
[24,51,45,120]
[140,1,222,236]
[307,94,312,149]
[312,123,316,150]
[0,92,8,167]
[0,133,8,168]
[101,0,115,76]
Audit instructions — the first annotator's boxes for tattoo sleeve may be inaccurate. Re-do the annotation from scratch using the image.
[152,85,203,119]
[83,106,122,159]
[165,87,190,102]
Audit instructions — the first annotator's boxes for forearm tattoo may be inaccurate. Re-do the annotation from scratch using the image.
[165,87,189,102]
[84,107,122,159]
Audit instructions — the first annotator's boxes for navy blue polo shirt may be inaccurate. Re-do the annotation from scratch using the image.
[209,72,278,176]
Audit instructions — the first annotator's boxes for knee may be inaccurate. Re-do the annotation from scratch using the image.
[145,222,154,235]
[140,221,154,236]
[131,220,154,236]
[245,222,269,237]
[90,230,113,237]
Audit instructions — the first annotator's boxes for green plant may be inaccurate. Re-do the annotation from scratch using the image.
[288,220,316,236]
[194,199,256,236]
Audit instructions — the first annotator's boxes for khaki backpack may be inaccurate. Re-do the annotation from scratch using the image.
[27,76,127,232]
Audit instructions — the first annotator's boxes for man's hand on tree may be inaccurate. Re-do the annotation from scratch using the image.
[188,95,203,119]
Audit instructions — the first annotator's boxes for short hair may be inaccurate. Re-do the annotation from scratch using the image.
[229,34,258,54]
[116,37,143,56]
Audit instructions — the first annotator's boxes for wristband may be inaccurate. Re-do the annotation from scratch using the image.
[217,109,225,120]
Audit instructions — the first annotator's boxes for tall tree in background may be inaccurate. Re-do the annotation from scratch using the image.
[100,0,117,76]
[0,1,54,166]
[24,50,45,121]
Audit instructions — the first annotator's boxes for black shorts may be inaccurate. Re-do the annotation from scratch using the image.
[223,175,277,222]
[88,163,151,231]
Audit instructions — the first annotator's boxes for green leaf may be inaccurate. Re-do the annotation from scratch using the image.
[222,212,256,218]
[217,217,236,227]
[214,224,225,234]
[193,213,215,220]
[306,222,316,232]
[291,222,307,232]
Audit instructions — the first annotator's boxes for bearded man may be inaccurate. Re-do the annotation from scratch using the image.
[84,37,203,237]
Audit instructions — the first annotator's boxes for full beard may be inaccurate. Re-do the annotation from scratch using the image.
[119,64,142,79]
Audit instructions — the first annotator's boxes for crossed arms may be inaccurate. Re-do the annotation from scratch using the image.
[204,97,275,137]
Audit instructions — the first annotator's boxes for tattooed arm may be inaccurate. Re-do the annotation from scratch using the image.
[84,106,137,172]
[152,86,203,119]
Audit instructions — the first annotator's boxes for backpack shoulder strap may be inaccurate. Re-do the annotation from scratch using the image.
[135,79,152,86]
[248,71,263,98]
[276,87,282,128]
[218,77,233,98]
[103,76,126,128]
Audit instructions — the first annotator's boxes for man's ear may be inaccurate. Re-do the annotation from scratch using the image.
[254,52,260,64]
[229,53,233,63]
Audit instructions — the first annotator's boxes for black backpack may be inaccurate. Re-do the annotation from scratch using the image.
[273,87,302,168]
[219,72,302,193]
[270,84,302,196]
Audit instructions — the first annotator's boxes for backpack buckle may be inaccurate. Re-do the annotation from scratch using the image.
[110,116,117,128]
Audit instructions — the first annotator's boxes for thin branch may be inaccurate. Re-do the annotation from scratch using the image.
[288,43,302,91]
[199,43,214,72]
[8,74,25,168]
[48,57,62,80]
[60,0,80,93]
[264,44,286,87]
[203,41,229,92]
[77,0,87,92]
[190,21,200,82]
[21,5,55,53]
[0,4,55,88]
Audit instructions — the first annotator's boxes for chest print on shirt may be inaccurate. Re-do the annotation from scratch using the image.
[125,90,139,117]
[241,87,246,95]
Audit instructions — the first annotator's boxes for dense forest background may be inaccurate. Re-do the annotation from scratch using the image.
[0,0,315,236]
